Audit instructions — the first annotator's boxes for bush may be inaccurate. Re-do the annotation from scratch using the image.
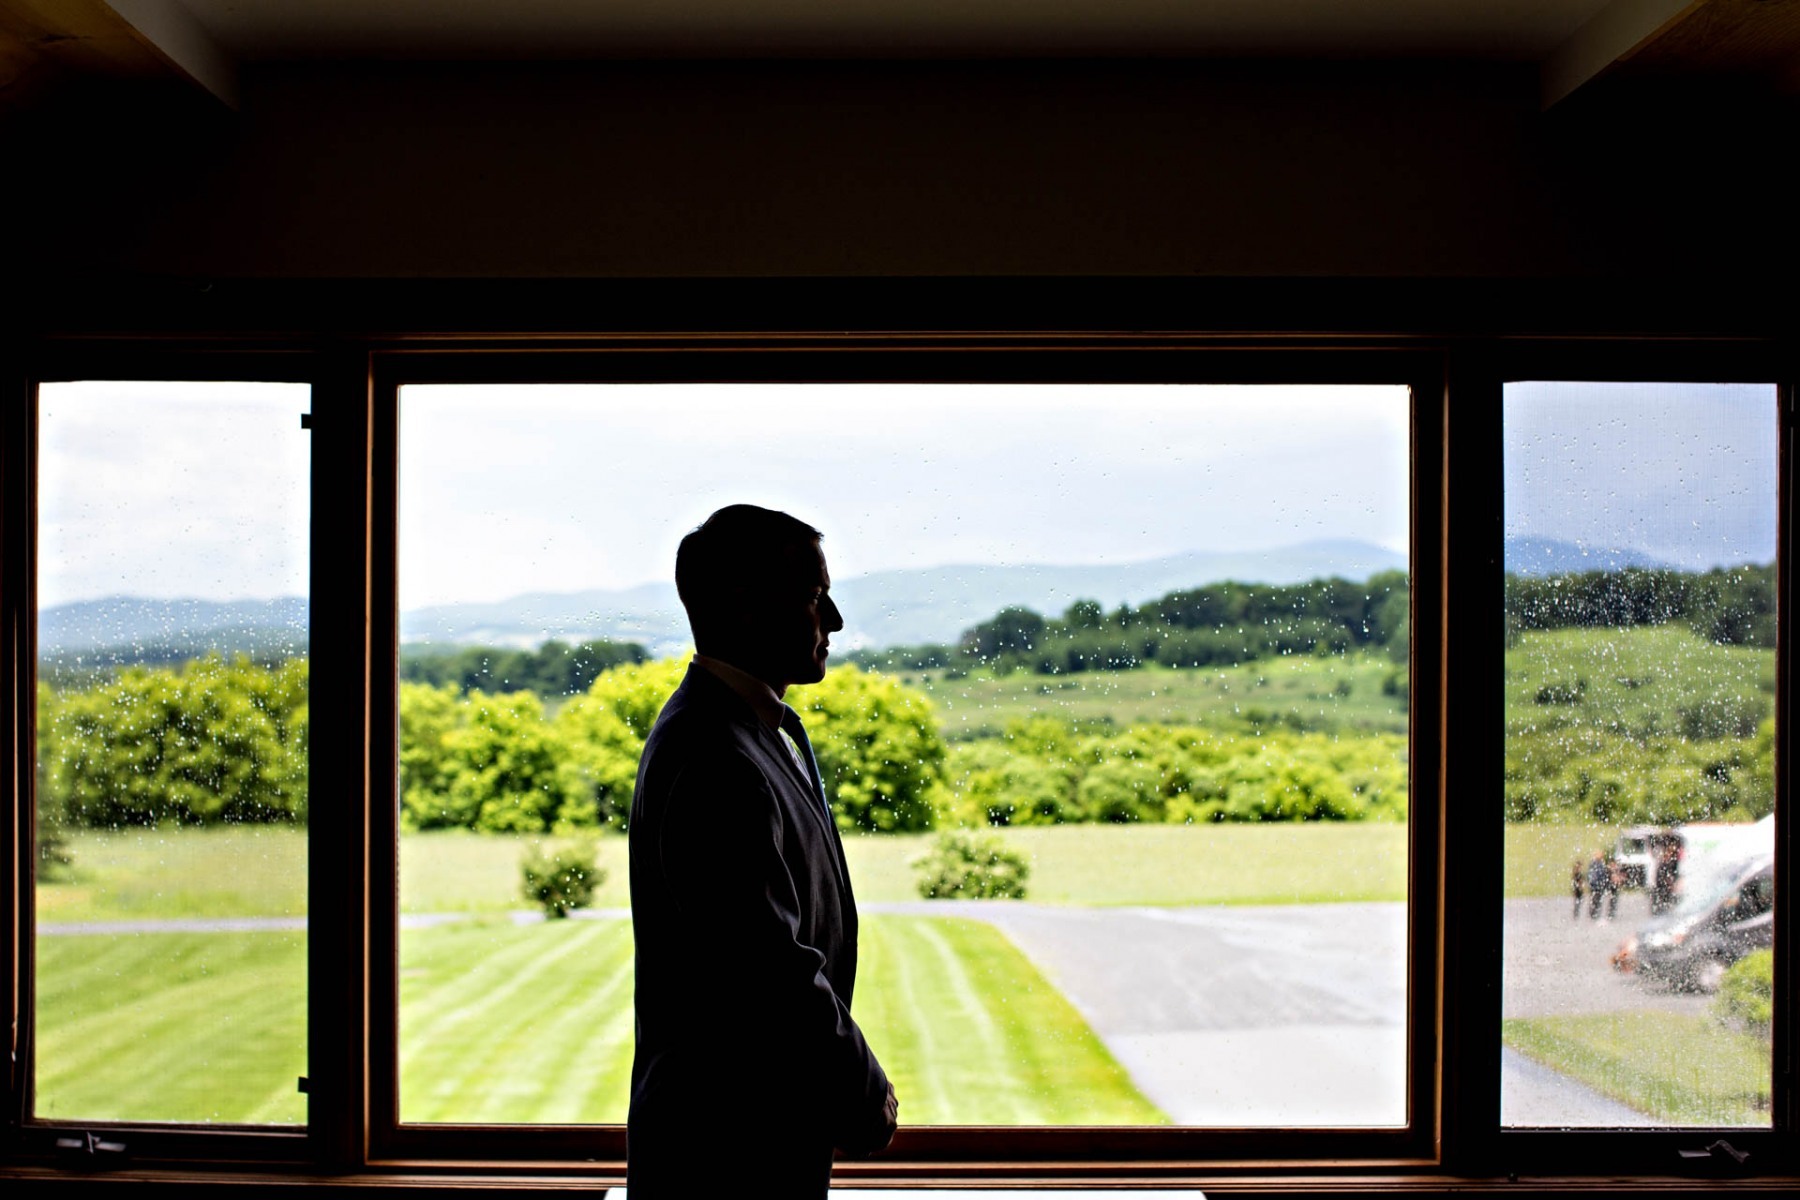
[49,655,308,827]
[1534,679,1587,705]
[36,819,75,881]
[1712,949,1773,1034]
[912,830,1030,900]
[520,840,604,918]
[793,665,948,834]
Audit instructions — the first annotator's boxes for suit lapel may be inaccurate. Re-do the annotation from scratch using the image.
[685,665,853,898]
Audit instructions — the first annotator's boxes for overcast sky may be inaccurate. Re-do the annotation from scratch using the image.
[38,378,1772,610]
[1503,381,1777,571]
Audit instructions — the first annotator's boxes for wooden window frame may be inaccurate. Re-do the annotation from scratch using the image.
[1,297,1793,1193]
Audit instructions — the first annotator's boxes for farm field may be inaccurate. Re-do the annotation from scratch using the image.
[1505,625,1773,741]
[906,652,1405,739]
[36,915,1161,1126]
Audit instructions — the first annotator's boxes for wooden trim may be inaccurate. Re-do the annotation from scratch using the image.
[4,323,1797,1186]
[310,344,377,1167]
[1,346,37,1146]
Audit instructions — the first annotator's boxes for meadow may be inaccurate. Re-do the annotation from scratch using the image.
[30,621,1777,1127]
[907,651,1405,740]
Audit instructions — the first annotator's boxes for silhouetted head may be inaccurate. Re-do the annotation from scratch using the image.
[676,504,843,693]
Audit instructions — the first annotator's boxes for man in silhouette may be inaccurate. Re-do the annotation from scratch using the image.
[627,505,897,1197]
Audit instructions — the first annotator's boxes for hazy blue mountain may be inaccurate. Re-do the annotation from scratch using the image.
[40,539,1411,663]
[398,538,1407,656]
[1504,537,1677,577]
[40,596,307,655]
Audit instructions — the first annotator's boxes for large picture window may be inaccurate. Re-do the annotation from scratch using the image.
[2,336,1787,1191]
[394,382,1412,1129]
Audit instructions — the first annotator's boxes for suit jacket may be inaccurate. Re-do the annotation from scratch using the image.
[626,663,890,1197]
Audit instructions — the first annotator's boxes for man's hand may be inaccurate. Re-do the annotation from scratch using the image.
[879,1081,899,1141]
[837,1082,898,1158]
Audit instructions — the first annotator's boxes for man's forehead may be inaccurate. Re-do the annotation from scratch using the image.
[773,536,828,581]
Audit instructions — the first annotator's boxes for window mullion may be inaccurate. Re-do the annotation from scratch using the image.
[308,345,379,1168]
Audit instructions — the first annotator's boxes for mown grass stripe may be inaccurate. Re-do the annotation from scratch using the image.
[400,922,634,1123]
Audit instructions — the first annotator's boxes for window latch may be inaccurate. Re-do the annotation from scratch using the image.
[300,413,313,429]
[54,1132,127,1158]
[1679,1139,1749,1166]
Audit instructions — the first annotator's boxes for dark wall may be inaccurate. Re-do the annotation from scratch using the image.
[6,60,1793,325]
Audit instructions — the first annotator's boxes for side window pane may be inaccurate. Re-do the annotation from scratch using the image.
[1501,381,1776,1128]
[34,382,310,1125]
[397,383,1410,1127]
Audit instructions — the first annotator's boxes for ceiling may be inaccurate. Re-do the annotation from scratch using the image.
[3,0,1798,113]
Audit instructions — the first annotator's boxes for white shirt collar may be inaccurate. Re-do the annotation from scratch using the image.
[692,653,786,729]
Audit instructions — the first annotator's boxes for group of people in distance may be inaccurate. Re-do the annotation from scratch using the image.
[1571,839,1682,921]
[1572,852,1625,921]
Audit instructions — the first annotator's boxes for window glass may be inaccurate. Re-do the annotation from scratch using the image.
[1500,381,1777,1128]
[34,381,311,1124]
[397,383,1410,1126]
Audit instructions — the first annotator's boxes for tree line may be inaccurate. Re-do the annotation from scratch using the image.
[852,571,1411,677]
[37,654,1411,834]
[1504,563,1775,647]
[399,637,649,697]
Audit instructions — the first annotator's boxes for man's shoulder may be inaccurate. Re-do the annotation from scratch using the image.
[645,666,757,747]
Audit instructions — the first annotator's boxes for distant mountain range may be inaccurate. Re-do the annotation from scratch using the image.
[1503,537,1677,577]
[39,539,1408,662]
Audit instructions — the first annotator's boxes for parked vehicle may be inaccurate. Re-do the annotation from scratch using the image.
[1611,824,1674,891]
[1615,852,1773,993]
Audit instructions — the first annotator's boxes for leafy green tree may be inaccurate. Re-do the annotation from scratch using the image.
[793,665,947,833]
[49,655,307,827]
[441,690,577,833]
[399,682,468,829]
[552,656,687,830]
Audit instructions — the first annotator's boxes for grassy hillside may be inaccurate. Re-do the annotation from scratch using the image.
[906,651,1405,740]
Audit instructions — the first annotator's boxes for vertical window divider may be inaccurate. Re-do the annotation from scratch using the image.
[1776,374,1795,1142]
[309,343,379,1168]
[1,357,39,1149]
[1438,347,1505,1173]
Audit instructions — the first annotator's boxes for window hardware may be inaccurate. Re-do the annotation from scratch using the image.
[1679,1139,1749,1165]
[300,412,313,429]
[54,1132,126,1157]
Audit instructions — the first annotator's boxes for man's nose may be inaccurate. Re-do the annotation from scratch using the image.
[823,595,844,632]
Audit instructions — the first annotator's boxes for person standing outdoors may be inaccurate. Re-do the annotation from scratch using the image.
[627,505,898,1197]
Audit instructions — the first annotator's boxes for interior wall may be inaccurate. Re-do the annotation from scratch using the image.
[6,59,1791,288]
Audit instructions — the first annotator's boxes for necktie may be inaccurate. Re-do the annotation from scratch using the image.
[779,705,834,825]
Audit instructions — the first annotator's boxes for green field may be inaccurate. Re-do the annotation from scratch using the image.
[1505,625,1773,741]
[1503,1012,1770,1127]
[47,819,1661,916]
[908,652,1406,740]
[43,822,1416,920]
[36,915,1160,1126]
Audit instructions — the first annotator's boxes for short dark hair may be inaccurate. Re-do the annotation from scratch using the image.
[675,505,823,641]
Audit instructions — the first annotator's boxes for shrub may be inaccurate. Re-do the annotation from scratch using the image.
[36,819,75,881]
[793,665,948,834]
[912,830,1030,900]
[520,839,604,918]
[1712,949,1773,1034]
[1533,679,1586,705]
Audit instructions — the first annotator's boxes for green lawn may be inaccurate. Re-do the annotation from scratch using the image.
[910,653,1406,740]
[43,823,1414,920]
[846,822,1408,906]
[35,825,310,923]
[35,915,1159,1126]
[857,916,1164,1124]
[35,929,307,1124]
[1503,1012,1770,1127]
[44,815,1691,912]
